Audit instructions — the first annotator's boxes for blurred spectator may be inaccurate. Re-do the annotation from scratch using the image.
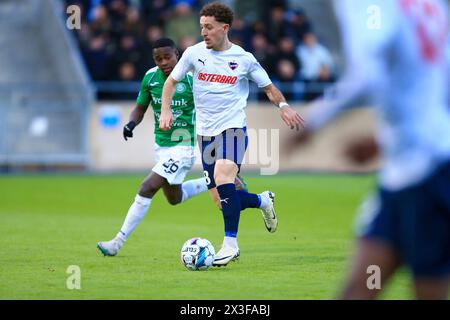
[234,0,266,24]
[270,37,301,75]
[273,59,298,101]
[266,37,301,81]
[286,9,312,45]
[116,34,141,63]
[139,25,164,72]
[165,1,199,47]
[105,0,129,21]
[122,6,145,37]
[296,32,335,100]
[251,20,267,35]
[118,61,139,81]
[140,0,171,26]
[266,5,291,45]
[64,0,344,101]
[74,21,93,50]
[178,35,198,53]
[90,4,112,35]
[229,17,252,50]
[250,33,272,71]
[111,34,142,79]
[141,24,165,54]
[82,33,113,80]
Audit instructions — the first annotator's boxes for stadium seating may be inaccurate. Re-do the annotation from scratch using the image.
[0,0,94,169]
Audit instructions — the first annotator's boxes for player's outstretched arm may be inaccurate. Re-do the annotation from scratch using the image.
[263,84,305,131]
[123,105,146,141]
[159,75,178,131]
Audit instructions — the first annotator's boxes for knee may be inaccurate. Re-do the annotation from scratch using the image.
[214,174,227,186]
[214,161,237,186]
[167,196,181,206]
[214,171,235,186]
[139,180,159,198]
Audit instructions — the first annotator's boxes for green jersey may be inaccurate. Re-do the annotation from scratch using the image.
[136,66,195,147]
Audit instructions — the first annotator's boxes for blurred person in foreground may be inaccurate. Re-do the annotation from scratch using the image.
[294,0,450,299]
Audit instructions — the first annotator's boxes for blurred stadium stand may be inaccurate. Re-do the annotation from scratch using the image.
[63,0,342,101]
[293,0,343,67]
[0,0,94,170]
[0,0,384,173]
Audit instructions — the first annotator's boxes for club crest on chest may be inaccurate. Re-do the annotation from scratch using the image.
[228,61,238,70]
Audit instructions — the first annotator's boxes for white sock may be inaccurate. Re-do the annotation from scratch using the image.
[224,236,238,249]
[259,193,270,208]
[181,177,208,202]
[116,194,152,241]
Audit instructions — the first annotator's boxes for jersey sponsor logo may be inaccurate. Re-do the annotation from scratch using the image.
[155,109,183,121]
[228,61,238,70]
[176,83,186,93]
[155,110,190,127]
[152,96,189,107]
[197,72,238,84]
[172,109,183,120]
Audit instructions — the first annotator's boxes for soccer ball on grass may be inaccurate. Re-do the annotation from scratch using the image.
[180,237,215,271]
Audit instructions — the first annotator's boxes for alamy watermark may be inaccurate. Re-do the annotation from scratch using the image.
[66,5,81,30]
[366,265,381,290]
[66,265,81,290]
[171,128,280,175]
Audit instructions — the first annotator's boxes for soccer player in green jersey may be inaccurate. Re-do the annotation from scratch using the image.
[97,38,246,256]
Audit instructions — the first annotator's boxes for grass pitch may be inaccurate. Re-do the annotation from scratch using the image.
[0,173,411,299]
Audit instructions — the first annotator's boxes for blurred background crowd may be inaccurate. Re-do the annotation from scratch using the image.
[64,0,337,101]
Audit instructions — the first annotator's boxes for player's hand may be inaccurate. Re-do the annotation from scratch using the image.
[159,109,174,131]
[123,121,136,141]
[280,105,305,131]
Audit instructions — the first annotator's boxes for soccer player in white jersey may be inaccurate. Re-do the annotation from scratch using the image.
[296,0,450,299]
[160,2,304,266]
[96,38,247,257]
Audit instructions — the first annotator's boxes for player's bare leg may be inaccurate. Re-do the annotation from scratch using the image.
[138,172,167,198]
[97,172,207,256]
[209,188,222,209]
[414,277,450,300]
[161,182,183,205]
[97,172,165,256]
[340,238,401,299]
[162,175,208,205]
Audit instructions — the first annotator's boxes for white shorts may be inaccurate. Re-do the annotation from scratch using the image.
[152,144,196,185]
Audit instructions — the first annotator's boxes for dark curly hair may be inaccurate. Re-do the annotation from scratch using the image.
[199,2,234,27]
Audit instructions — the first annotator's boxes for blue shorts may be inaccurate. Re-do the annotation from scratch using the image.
[198,127,248,189]
[360,161,450,278]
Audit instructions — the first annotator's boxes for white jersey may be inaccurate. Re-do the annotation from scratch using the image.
[308,0,450,191]
[171,41,272,136]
